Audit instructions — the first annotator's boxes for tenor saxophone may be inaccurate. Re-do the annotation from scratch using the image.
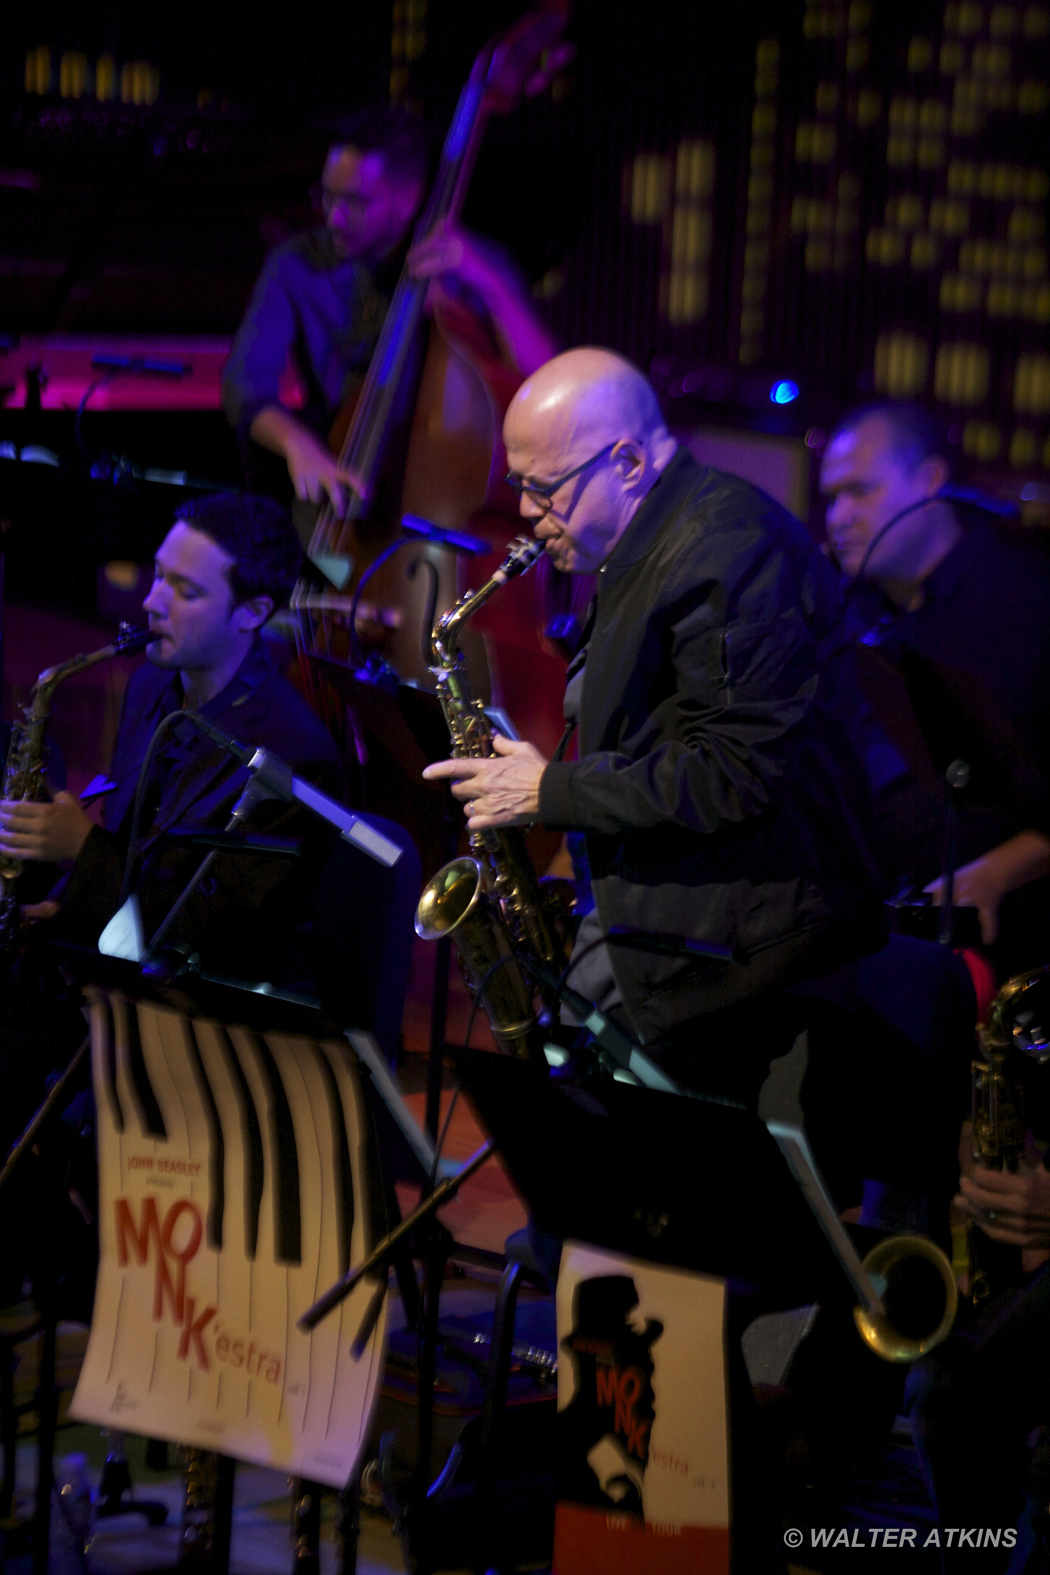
[414,536,566,1062]
[0,621,153,945]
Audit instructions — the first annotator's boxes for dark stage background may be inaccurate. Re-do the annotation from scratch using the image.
[2,2,1048,451]
[1,0,1049,657]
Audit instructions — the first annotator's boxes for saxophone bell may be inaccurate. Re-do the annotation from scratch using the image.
[415,857,546,1063]
[853,1234,958,1362]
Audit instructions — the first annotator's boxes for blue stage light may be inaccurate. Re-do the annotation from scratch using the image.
[771,380,799,404]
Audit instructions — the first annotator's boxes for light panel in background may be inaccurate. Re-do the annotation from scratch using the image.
[676,425,811,522]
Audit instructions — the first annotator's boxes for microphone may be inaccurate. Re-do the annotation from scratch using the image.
[400,514,491,557]
[850,484,1017,586]
[89,354,191,379]
[183,713,254,765]
[181,713,403,868]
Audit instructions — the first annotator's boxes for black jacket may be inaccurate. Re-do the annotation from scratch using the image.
[55,635,341,987]
[849,515,1050,976]
[538,449,885,1041]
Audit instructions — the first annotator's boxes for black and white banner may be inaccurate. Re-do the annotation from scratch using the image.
[70,987,388,1489]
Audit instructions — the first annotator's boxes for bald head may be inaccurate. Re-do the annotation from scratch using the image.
[504,349,678,574]
[506,347,668,465]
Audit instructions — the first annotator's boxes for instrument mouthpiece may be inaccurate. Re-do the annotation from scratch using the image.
[493,535,544,585]
[113,623,157,657]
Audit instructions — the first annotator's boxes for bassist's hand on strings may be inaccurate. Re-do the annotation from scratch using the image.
[408,219,510,297]
[423,734,548,829]
[248,405,355,517]
[408,219,559,377]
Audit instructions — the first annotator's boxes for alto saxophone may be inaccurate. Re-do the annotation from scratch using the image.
[0,622,153,945]
[415,536,567,1061]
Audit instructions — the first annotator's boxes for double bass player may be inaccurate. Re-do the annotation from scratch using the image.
[221,105,558,519]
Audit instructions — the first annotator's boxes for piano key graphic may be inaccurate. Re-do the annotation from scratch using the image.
[72,986,389,1486]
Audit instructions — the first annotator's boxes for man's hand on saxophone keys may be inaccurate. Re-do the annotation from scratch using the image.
[422,734,548,829]
[957,1163,1050,1264]
[0,792,95,863]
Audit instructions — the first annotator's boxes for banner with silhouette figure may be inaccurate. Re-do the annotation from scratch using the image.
[553,1242,729,1575]
[69,987,389,1488]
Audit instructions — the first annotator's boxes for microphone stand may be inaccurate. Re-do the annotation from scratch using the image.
[133,714,404,971]
[0,1037,91,1573]
[938,757,971,945]
[141,782,272,967]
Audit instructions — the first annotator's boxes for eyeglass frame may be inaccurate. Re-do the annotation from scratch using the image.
[504,442,618,510]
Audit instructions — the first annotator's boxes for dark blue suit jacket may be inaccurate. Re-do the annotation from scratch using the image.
[57,635,341,988]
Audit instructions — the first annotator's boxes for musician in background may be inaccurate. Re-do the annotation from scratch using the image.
[791,404,1050,1253]
[0,493,340,987]
[820,403,1050,975]
[221,106,558,517]
[906,1171,1050,1571]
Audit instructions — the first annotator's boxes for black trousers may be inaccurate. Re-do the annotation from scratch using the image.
[795,934,976,1246]
[907,1263,1050,1572]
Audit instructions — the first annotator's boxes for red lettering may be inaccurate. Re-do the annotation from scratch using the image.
[614,1368,643,1440]
[115,1196,161,1266]
[178,1296,216,1370]
[114,1196,207,1327]
[161,1199,202,1264]
[153,1251,183,1325]
[231,1340,244,1369]
[596,1367,618,1407]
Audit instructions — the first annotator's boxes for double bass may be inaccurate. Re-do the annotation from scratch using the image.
[292,3,574,760]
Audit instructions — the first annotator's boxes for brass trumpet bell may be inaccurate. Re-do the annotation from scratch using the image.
[852,1233,958,1363]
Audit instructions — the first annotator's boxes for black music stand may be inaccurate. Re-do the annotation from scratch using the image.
[397,1048,856,1573]
[449,1047,850,1302]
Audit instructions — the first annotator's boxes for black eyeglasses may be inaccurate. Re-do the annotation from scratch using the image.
[504,443,616,508]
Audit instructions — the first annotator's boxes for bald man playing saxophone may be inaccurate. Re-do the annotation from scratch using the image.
[425,347,886,1104]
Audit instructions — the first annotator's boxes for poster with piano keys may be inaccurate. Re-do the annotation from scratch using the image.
[70,988,389,1489]
[554,1243,730,1575]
